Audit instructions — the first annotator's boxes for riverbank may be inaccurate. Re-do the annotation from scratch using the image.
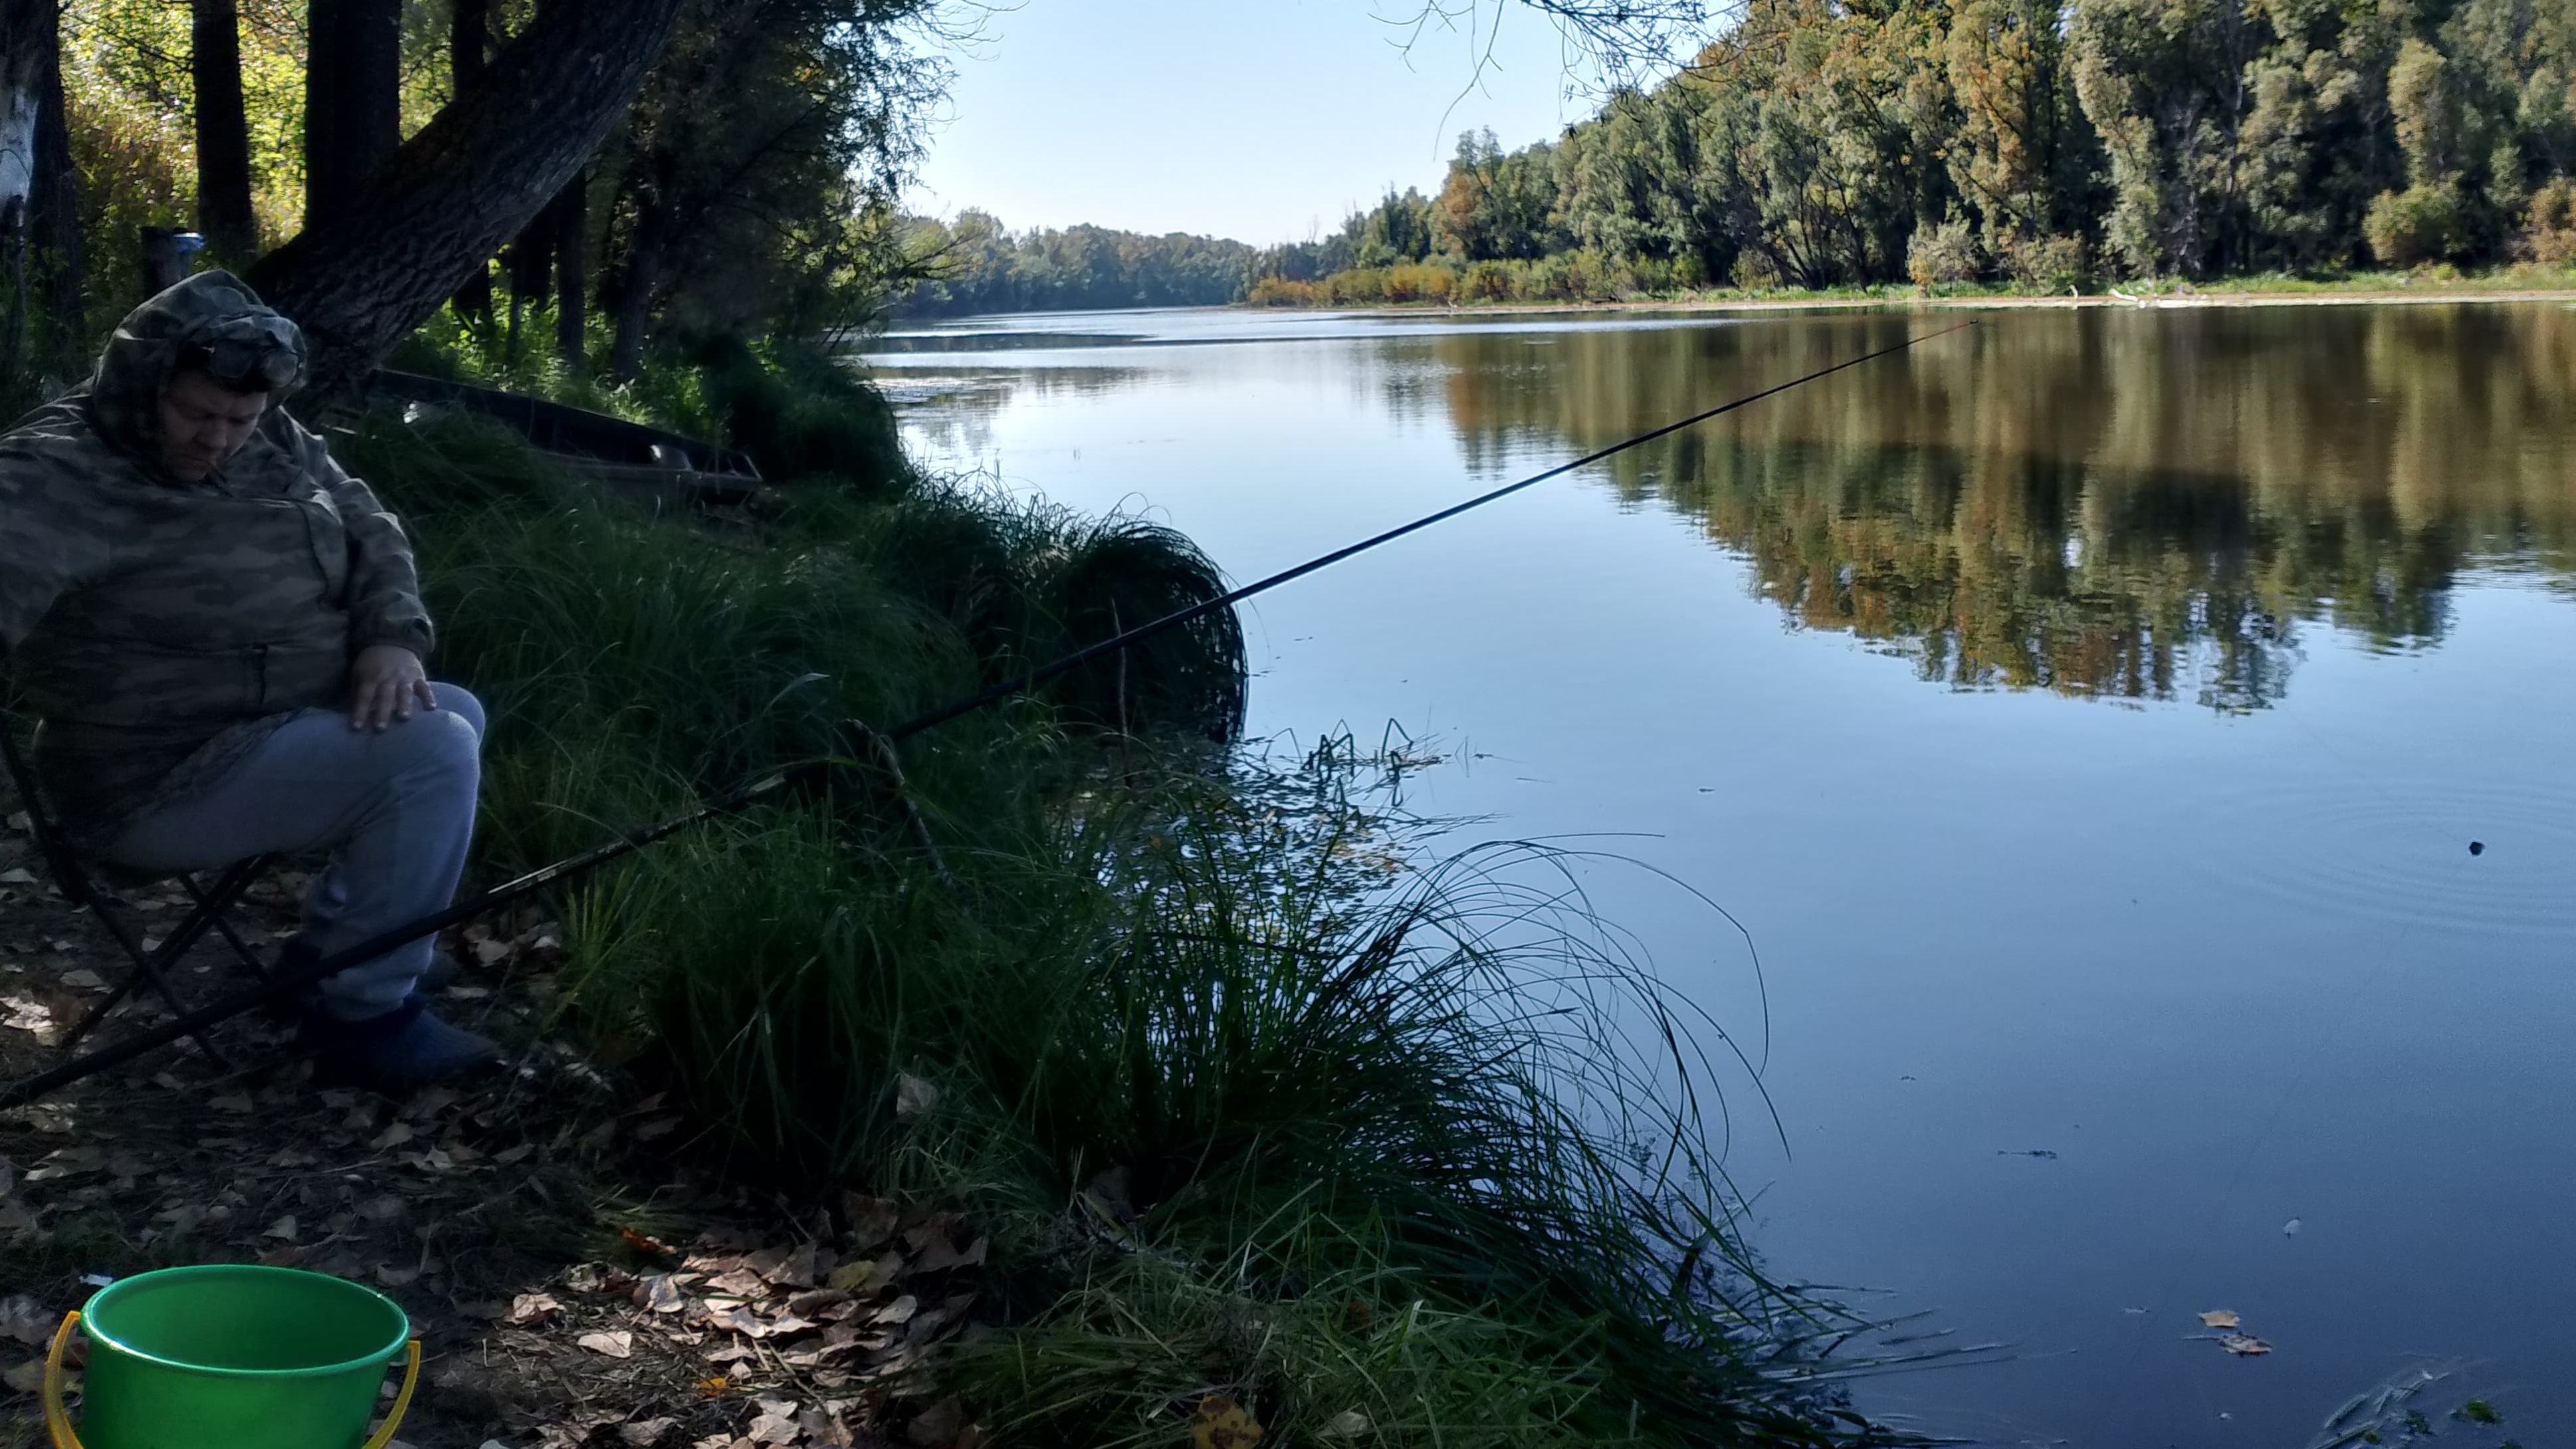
[3,342,1889,1446]
[1242,267,2576,320]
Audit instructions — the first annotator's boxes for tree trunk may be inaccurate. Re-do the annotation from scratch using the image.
[1,0,81,364]
[252,0,690,391]
[302,0,403,233]
[300,0,338,230]
[191,0,257,263]
[607,189,667,380]
[451,0,488,90]
[447,0,492,322]
[552,170,587,371]
[0,0,45,235]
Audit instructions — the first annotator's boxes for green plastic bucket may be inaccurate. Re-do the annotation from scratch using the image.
[43,1265,419,1449]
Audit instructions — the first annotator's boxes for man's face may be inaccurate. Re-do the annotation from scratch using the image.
[157,368,268,482]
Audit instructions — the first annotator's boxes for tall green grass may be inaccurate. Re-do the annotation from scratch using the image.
[337,364,1870,1444]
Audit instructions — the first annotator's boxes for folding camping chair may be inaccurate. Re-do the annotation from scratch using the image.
[0,698,276,1067]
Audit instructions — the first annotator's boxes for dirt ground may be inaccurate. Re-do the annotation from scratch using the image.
[0,794,990,1449]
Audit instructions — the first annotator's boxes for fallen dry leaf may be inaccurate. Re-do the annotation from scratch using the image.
[841,1194,899,1250]
[621,1226,680,1262]
[0,1297,49,1347]
[58,968,104,990]
[906,1397,964,1449]
[785,1289,848,1317]
[509,1292,563,1325]
[208,1093,255,1115]
[871,1294,918,1327]
[800,1405,856,1448]
[2,996,56,1040]
[0,867,35,885]
[825,1251,902,1296]
[894,1073,940,1121]
[621,1418,678,1446]
[756,1243,824,1289]
[4,1358,45,1394]
[2219,1333,2272,1356]
[706,1268,768,1299]
[261,1215,300,1242]
[578,1331,636,1359]
[2198,1309,2240,1329]
[638,1276,685,1314]
[1192,1394,1263,1449]
[748,1398,800,1444]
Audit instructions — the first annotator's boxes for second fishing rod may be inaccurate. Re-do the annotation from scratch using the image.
[0,318,1976,1111]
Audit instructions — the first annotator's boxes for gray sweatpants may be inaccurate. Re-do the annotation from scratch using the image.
[103,683,485,1020]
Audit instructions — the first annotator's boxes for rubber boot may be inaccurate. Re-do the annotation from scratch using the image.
[297,994,501,1093]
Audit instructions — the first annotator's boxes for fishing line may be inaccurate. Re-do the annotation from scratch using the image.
[1,318,1977,1111]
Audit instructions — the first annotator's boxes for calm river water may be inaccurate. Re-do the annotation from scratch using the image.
[862,304,2576,1446]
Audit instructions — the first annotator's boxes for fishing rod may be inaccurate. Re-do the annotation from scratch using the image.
[0,319,1974,1111]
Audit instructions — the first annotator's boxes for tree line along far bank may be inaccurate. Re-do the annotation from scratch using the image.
[899,0,2576,316]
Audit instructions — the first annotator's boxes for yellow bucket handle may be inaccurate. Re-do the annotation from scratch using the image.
[44,1310,421,1449]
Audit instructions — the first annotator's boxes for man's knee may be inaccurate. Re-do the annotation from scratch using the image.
[384,704,483,784]
[429,683,486,743]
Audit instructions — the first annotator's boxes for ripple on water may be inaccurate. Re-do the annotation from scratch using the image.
[2199,776,2576,939]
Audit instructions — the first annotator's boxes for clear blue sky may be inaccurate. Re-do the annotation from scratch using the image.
[908,1,1627,245]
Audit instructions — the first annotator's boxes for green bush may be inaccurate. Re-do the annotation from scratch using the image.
[1906,220,1981,289]
[2003,233,2092,291]
[2367,183,2467,266]
[694,335,911,494]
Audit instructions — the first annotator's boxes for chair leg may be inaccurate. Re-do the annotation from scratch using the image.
[58,892,227,1044]
[56,893,235,1069]
[181,858,275,980]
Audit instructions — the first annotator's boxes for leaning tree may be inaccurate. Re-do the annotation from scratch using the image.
[247,0,693,390]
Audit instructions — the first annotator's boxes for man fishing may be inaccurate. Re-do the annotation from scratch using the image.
[0,271,498,1092]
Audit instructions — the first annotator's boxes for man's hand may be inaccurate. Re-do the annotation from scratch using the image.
[350,644,437,732]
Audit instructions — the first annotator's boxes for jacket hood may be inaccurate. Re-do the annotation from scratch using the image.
[84,271,307,468]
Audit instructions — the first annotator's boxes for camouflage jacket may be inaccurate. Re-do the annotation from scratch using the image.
[0,272,433,842]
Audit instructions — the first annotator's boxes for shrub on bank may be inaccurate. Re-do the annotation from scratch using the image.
[1255,250,1706,309]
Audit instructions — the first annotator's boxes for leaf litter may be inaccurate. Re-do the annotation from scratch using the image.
[0,861,994,1448]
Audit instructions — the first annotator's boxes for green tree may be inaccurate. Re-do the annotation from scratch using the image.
[1437,126,1567,259]
[1689,0,1942,287]
[1943,0,2100,269]
[2068,0,2264,276]
[2234,0,2400,267]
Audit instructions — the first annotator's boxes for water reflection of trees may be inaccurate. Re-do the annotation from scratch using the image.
[1433,306,2576,709]
[869,364,1149,459]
